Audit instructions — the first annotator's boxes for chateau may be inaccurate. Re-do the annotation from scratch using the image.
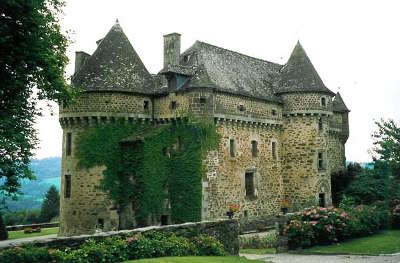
[59,21,350,236]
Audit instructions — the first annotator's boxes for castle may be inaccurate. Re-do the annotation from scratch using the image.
[59,21,350,236]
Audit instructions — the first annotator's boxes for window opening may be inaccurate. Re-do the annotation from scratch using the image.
[245,172,255,197]
[251,140,258,157]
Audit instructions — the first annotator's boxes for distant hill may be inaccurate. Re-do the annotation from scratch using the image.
[5,157,61,211]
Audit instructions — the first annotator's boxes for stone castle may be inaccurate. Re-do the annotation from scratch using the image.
[59,21,350,236]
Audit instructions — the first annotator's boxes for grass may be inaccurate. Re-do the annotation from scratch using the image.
[304,230,400,255]
[7,227,59,240]
[125,256,266,263]
[240,248,276,255]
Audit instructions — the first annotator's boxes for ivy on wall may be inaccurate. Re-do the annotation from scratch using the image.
[75,118,219,226]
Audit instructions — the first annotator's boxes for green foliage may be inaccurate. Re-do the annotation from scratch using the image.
[331,162,362,206]
[40,186,60,222]
[0,0,72,198]
[0,233,226,262]
[75,120,219,225]
[0,211,8,240]
[3,209,42,225]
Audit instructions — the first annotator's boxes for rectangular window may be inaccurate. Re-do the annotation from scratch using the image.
[66,132,72,156]
[65,174,71,198]
[251,140,258,157]
[319,193,326,207]
[318,152,325,170]
[144,100,149,111]
[170,101,177,110]
[230,139,235,158]
[245,172,255,197]
[272,141,276,160]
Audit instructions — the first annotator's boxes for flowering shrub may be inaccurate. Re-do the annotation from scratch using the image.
[283,205,387,249]
[0,233,225,263]
[228,203,240,213]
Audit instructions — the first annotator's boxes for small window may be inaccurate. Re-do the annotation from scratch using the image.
[251,140,258,157]
[318,118,323,131]
[238,104,245,112]
[65,174,71,198]
[319,193,326,207]
[230,139,235,158]
[144,100,149,110]
[245,172,255,197]
[318,151,325,170]
[97,218,104,229]
[271,109,277,116]
[321,97,326,107]
[66,132,72,156]
[171,101,177,110]
[271,141,277,160]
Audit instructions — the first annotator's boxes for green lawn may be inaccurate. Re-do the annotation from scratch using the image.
[304,230,400,255]
[7,227,59,240]
[126,256,265,263]
[240,248,276,255]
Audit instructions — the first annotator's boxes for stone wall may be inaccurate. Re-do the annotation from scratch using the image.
[281,93,333,113]
[59,126,119,236]
[281,114,332,209]
[60,91,152,119]
[203,120,283,220]
[2,220,240,255]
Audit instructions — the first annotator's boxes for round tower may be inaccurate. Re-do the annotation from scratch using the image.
[58,22,153,236]
[277,41,336,209]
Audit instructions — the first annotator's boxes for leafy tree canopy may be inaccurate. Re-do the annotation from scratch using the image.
[0,0,72,198]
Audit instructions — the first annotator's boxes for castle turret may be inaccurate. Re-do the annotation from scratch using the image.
[59,21,153,236]
[277,41,335,209]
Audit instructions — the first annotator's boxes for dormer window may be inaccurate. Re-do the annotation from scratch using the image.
[321,97,326,107]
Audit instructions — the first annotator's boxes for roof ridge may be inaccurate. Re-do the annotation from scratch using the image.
[196,41,282,67]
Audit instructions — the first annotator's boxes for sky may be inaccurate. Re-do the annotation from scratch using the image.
[34,0,400,162]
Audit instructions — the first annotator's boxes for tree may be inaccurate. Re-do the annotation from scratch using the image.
[0,0,72,198]
[0,211,8,240]
[372,119,400,177]
[40,185,60,222]
[331,162,362,206]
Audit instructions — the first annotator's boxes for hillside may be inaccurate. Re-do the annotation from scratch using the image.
[5,157,61,211]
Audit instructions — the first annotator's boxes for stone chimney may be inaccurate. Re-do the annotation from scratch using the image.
[163,33,181,68]
[75,51,90,73]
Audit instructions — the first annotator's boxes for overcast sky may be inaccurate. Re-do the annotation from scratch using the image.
[34,0,400,162]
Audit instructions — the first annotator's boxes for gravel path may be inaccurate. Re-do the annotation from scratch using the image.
[242,253,400,263]
[0,234,57,249]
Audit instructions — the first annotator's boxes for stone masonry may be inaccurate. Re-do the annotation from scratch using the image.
[59,21,350,236]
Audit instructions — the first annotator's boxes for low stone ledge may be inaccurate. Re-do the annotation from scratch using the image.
[1,219,239,255]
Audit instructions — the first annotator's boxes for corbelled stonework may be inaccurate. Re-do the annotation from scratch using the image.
[59,21,350,236]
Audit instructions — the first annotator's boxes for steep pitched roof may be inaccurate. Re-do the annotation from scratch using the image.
[276,41,335,96]
[72,22,154,94]
[180,41,282,102]
[333,92,350,112]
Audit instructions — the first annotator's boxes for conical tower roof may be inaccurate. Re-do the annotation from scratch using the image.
[333,92,350,112]
[72,21,153,94]
[276,41,335,96]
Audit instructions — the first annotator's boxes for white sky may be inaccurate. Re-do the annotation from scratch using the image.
[34,0,400,162]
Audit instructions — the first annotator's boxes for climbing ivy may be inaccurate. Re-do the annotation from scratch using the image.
[75,119,219,226]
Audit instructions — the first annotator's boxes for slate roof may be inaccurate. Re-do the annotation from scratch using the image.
[332,92,350,112]
[72,22,154,94]
[276,41,335,96]
[180,41,283,102]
